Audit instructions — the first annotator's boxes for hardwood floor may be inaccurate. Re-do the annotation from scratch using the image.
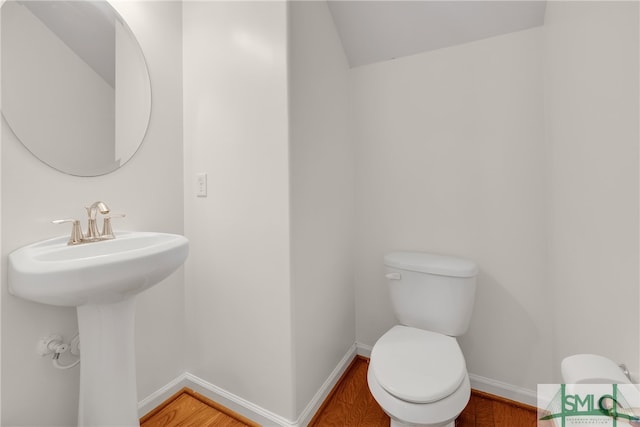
[310,356,538,427]
[140,388,259,427]
[456,389,538,427]
[309,356,389,426]
[142,357,538,426]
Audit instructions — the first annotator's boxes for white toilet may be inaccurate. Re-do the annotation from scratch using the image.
[368,251,478,427]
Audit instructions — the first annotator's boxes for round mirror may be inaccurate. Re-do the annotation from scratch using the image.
[1,0,151,176]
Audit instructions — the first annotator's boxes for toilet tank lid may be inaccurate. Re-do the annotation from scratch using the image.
[384,252,478,278]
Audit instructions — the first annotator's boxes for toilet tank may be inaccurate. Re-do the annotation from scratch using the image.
[384,252,478,336]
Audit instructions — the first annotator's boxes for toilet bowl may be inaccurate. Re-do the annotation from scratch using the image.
[367,252,478,427]
[368,326,470,427]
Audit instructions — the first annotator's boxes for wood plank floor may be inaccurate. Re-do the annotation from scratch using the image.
[142,356,538,426]
[455,388,538,427]
[140,388,259,427]
[310,357,538,427]
[309,356,388,426]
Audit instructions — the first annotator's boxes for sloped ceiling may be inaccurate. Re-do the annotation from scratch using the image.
[327,1,547,68]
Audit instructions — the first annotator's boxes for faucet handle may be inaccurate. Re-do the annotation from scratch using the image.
[52,219,84,245]
[101,214,126,240]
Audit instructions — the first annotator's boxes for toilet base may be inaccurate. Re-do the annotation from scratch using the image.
[390,418,455,427]
[368,363,469,427]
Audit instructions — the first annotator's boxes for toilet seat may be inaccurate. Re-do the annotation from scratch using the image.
[367,364,470,426]
[371,325,466,404]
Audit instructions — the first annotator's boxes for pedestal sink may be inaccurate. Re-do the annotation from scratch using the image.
[8,231,189,426]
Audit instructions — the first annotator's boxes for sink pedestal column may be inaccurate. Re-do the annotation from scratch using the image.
[77,297,139,427]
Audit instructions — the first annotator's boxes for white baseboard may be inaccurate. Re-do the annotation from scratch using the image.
[138,371,290,426]
[138,344,538,425]
[138,344,358,427]
[184,373,292,426]
[356,342,372,358]
[138,374,189,418]
[469,373,538,407]
[295,343,357,426]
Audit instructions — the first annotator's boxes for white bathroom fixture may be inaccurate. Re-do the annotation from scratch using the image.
[368,251,477,427]
[8,231,188,306]
[561,354,631,384]
[8,231,189,427]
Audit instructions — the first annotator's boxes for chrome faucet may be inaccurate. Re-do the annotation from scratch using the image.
[53,201,125,245]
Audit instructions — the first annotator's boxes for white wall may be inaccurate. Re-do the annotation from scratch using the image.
[545,1,639,380]
[352,0,639,402]
[1,1,184,425]
[289,1,355,419]
[183,2,355,422]
[182,1,295,420]
[0,2,3,421]
[351,27,553,397]
[2,2,637,425]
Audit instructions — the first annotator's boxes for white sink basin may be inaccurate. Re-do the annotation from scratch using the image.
[8,231,188,306]
[8,230,189,426]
